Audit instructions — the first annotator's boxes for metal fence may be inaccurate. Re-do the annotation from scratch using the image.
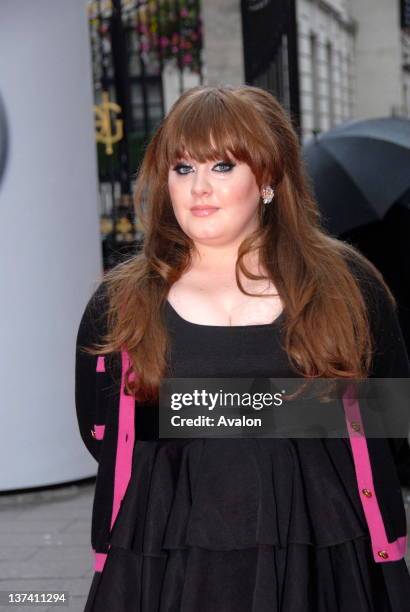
[88,0,203,269]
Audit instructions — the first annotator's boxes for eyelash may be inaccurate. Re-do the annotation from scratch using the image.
[172,161,235,175]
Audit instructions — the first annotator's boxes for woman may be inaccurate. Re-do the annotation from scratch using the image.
[76,85,410,611]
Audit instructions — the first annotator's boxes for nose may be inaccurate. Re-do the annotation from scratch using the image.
[191,166,212,197]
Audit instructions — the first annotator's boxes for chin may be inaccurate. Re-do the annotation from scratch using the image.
[186,223,225,240]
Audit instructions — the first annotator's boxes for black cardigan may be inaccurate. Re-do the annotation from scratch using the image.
[75,257,410,557]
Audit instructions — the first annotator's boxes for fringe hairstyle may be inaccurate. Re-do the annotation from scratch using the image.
[83,85,395,401]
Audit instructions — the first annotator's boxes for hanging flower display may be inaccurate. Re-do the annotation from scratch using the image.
[135,0,203,73]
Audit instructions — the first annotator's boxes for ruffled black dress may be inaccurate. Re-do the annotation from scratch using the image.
[85,300,410,611]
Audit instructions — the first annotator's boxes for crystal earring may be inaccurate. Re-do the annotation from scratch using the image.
[261,185,275,204]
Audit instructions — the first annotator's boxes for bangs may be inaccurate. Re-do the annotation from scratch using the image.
[161,89,271,178]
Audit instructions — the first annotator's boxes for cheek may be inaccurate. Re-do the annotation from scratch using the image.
[167,178,190,230]
[217,174,260,211]
[167,176,178,202]
[167,177,185,212]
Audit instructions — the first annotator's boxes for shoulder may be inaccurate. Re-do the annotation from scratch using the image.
[345,251,410,377]
[76,280,110,347]
[339,248,410,377]
[342,250,396,323]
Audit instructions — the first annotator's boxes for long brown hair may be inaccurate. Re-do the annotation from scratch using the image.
[84,84,395,401]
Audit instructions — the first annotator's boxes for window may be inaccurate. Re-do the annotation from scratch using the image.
[326,41,335,126]
[310,33,320,132]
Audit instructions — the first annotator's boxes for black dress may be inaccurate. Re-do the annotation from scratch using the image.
[86,300,410,611]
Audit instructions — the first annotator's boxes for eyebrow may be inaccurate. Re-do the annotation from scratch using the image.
[174,154,236,164]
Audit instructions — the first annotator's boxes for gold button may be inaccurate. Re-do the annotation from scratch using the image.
[362,488,372,498]
[350,421,361,432]
[377,550,389,559]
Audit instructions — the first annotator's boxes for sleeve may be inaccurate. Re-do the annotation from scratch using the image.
[363,264,410,485]
[75,281,109,462]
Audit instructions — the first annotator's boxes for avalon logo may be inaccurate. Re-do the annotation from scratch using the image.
[0,92,9,187]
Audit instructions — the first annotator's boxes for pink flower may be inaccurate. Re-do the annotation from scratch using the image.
[180,8,189,18]
[183,53,193,64]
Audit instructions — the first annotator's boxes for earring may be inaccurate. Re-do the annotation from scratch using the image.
[261,185,275,204]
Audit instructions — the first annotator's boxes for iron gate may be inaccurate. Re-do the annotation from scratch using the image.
[88,0,203,269]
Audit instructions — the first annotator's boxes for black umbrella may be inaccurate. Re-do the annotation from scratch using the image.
[302,117,410,235]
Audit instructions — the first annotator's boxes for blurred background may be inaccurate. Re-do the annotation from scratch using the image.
[0,1,409,610]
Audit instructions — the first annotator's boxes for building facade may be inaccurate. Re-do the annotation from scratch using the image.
[296,0,410,143]
[349,0,409,120]
[296,0,355,143]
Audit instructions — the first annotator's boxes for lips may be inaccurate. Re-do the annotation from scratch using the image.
[190,206,220,217]
[190,206,219,211]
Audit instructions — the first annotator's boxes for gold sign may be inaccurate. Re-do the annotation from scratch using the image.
[94,91,123,155]
[115,217,133,234]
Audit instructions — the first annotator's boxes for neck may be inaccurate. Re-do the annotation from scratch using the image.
[190,241,264,277]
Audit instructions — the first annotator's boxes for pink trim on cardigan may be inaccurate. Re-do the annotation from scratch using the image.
[94,551,107,572]
[96,355,105,372]
[109,350,135,531]
[93,424,105,440]
[93,351,136,573]
[94,358,106,441]
[342,383,407,563]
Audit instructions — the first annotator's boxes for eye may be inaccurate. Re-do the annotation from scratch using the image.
[171,160,236,175]
[213,161,235,172]
[172,163,193,175]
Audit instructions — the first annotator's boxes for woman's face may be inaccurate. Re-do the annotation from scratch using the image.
[167,154,262,247]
